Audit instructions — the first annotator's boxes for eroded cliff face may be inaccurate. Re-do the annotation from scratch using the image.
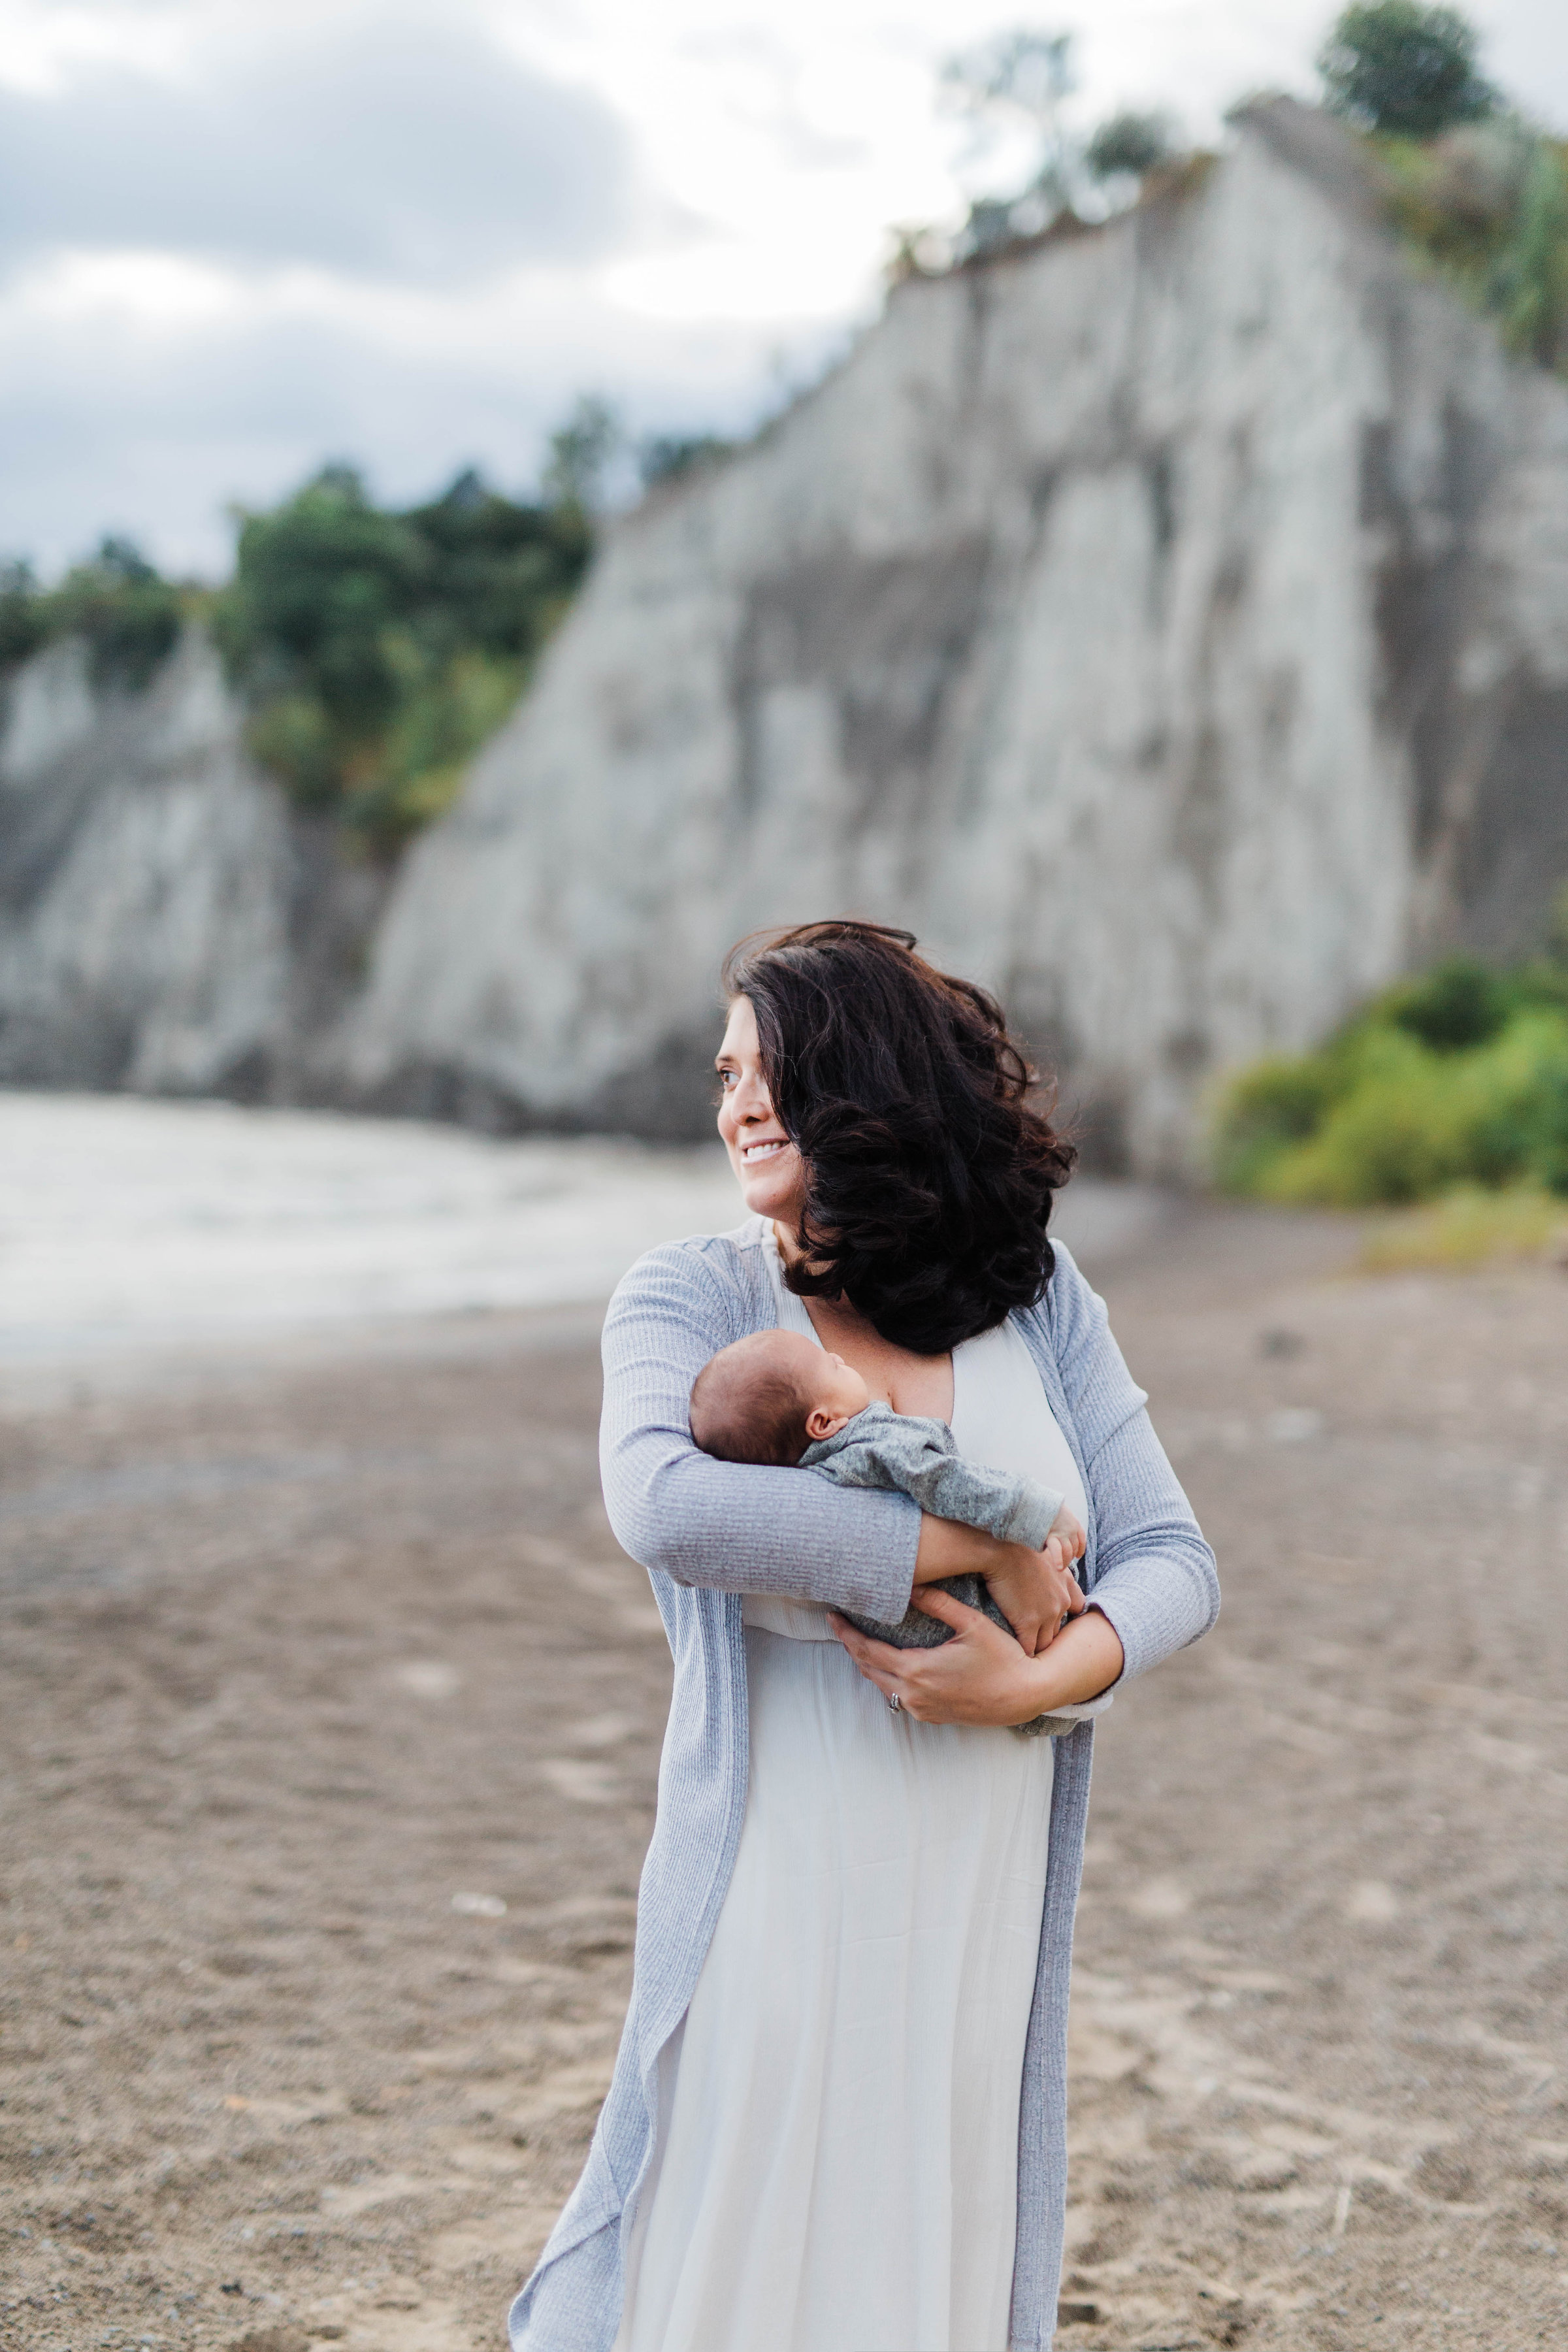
[0,631,383,1099]
[340,101,1568,1172]
[7,102,1567,1168]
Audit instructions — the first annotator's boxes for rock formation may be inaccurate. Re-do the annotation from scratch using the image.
[341,98,1568,1170]
[0,631,383,1100]
[5,99,1568,1171]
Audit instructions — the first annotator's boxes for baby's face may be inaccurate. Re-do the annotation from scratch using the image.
[808,1349,872,1426]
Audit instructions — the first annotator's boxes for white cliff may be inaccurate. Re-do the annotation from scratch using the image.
[5,101,1567,1169]
[341,101,1568,1171]
[0,630,382,1099]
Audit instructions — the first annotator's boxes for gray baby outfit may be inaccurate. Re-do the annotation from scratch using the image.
[803,1401,1071,1728]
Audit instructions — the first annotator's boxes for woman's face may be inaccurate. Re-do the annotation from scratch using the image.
[715,994,808,1225]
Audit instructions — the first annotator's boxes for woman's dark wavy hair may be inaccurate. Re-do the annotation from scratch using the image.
[721,921,1075,1356]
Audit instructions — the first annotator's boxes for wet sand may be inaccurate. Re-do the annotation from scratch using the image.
[3,1196,1566,2351]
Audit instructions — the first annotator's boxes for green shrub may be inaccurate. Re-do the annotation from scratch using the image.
[1492,137,1568,368]
[213,462,591,847]
[1375,120,1568,374]
[0,559,48,670]
[1085,112,1174,182]
[1318,1,1568,381]
[0,537,185,693]
[1380,953,1509,1049]
[1209,1053,1342,1192]
[2,387,749,845]
[1214,961,1568,1204]
[1320,3,1495,139]
[1522,1057,1568,1193]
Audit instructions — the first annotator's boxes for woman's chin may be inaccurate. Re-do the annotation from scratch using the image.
[734,1162,804,1222]
[743,1186,800,1224]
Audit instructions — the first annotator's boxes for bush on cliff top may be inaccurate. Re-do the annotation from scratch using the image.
[1320,3,1568,372]
[1320,3,1495,139]
[1377,121,1568,369]
[0,458,595,849]
[1213,941,1568,1205]
[0,538,185,691]
[213,463,590,846]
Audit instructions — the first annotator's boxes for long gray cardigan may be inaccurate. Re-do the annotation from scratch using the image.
[510,1218,1218,2352]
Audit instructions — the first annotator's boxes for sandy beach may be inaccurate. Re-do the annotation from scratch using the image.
[2,1097,1565,2350]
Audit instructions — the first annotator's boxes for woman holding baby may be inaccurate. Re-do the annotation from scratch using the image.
[510,921,1218,2352]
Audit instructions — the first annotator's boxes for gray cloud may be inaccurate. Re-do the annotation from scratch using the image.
[0,18,633,284]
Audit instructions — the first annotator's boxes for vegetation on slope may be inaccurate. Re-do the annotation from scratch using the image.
[1320,2,1568,372]
[211,464,589,845]
[1213,934,1568,1207]
[0,472,589,851]
[0,538,186,693]
[908,8,1568,373]
[0,395,740,849]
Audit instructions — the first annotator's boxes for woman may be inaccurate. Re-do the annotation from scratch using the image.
[510,922,1218,2352]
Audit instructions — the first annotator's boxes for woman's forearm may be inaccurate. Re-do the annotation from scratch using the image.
[1019,1608,1124,1710]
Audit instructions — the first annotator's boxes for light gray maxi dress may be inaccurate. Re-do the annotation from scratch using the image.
[509,1218,1218,2352]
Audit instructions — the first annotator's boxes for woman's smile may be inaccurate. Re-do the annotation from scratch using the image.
[715,995,808,1220]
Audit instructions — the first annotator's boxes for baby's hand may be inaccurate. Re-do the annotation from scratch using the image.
[983,1542,1087,1658]
[1045,1503,1086,1567]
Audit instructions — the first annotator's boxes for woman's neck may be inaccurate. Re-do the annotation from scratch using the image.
[771,1216,849,1310]
[772,1221,953,1417]
[770,1214,807,1267]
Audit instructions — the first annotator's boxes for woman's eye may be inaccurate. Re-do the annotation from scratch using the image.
[717,1068,736,1090]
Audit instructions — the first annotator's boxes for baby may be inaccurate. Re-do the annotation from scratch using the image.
[689,1328,1086,1733]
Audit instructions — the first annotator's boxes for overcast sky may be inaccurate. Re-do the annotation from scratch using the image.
[2,0,1565,577]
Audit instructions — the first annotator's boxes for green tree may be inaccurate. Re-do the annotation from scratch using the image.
[0,559,44,672]
[1,427,600,840]
[1319,3,1494,137]
[542,394,623,514]
[215,453,593,841]
[942,27,1077,218]
[0,542,185,691]
[1085,110,1173,183]
[216,466,427,806]
[35,537,184,692]
[400,466,591,662]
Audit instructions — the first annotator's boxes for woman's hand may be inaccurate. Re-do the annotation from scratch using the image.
[828,1589,1126,1727]
[983,1539,1086,1657]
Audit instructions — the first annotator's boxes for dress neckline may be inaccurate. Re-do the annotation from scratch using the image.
[764,1221,964,1423]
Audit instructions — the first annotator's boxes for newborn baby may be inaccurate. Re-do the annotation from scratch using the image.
[689,1328,1085,1733]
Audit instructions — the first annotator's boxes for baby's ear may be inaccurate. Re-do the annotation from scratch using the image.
[804,1407,846,1443]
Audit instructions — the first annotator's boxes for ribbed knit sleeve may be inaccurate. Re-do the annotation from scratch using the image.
[600,1237,921,1621]
[1043,1243,1219,1684]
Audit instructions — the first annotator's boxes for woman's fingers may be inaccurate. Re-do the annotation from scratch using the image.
[904,1589,1019,1714]
[828,1599,1009,1721]
[908,1584,992,1633]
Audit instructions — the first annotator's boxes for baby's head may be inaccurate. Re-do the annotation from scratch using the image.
[690,1330,871,1467]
